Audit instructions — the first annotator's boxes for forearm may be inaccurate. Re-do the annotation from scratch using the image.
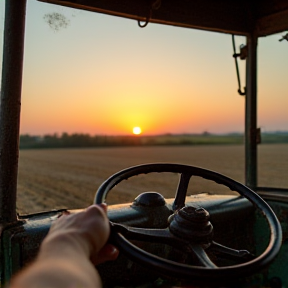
[10,257,101,288]
[10,217,101,287]
[9,205,117,288]
[10,237,102,288]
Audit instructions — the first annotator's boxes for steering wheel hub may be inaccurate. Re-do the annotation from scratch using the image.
[169,206,213,244]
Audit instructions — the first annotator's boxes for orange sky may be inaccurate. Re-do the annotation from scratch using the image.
[1,1,287,136]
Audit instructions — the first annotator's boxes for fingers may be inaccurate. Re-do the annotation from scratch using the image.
[75,205,111,254]
[98,203,108,213]
[43,204,118,265]
[91,244,119,265]
[85,205,119,264]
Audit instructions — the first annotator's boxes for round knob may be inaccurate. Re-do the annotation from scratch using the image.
[169,206,213,244]
[133,192,166,207]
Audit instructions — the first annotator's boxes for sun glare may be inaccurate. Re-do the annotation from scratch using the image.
[133,127,142,135]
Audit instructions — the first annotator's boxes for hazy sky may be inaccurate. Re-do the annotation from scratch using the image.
[0,1,287,135]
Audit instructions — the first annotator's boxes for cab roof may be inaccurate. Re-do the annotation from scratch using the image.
[39,0,288,36]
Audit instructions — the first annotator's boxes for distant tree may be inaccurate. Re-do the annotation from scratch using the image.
[202,131,211,136]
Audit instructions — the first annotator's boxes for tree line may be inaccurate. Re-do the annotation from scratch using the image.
[19,133,142,149]
[19,131,288,149]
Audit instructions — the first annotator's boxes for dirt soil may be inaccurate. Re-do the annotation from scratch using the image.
[17,144,288,214]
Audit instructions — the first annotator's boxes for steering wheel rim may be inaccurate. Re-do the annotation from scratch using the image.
[95,163,282,281]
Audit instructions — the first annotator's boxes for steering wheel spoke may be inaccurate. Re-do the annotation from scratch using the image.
[111,222,191,249]
[209,241,254,261]
[173,172,192,211]
[190,244,217,268]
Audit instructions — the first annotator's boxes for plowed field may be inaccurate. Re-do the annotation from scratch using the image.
[17,144,288,214]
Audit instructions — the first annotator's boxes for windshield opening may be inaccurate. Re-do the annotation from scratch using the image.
[0,1,287,214]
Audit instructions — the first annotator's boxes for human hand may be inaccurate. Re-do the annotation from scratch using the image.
[39,204,119,265]
[10,205,118,288]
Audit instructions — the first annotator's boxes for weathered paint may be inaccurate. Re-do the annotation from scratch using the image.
[0,0,27,224]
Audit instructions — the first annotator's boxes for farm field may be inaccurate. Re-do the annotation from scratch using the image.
[17,144,288,214]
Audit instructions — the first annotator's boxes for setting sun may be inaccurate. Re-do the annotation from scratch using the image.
[133,127,142,135]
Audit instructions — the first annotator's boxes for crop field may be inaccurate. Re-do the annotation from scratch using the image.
[17,144,288,214]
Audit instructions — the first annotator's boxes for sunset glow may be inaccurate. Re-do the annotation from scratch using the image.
[1,1,287,136]
[133,127,142,135]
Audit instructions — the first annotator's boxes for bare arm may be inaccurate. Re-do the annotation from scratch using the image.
[10,205,118,288]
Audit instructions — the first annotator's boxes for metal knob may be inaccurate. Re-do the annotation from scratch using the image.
[169,206,213,244]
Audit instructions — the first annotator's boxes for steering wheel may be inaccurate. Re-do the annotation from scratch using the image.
[94,163,282,282]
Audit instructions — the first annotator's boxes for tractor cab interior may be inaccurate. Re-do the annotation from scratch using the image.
[1,0,288,287]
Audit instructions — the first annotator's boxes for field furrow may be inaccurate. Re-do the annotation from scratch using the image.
[17,144,288,214]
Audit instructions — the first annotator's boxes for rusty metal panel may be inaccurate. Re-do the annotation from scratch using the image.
[37,0,288,36]
[38,0,252,35]
[0,0,27,224]
[256,8,288,36]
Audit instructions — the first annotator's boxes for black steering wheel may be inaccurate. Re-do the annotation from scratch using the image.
[94,163,282,282]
